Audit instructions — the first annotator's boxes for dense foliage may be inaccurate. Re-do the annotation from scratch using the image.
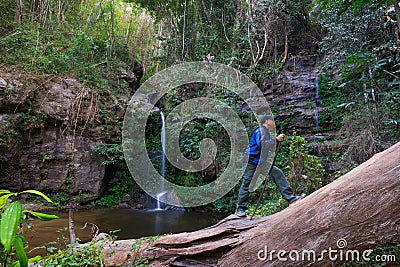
[0,0,398,219]
[317,0,400,164]
[0,0,155,88]
[0,0,399,265]
[133,0,321,78]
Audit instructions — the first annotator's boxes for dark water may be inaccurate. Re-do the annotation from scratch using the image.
[25,208,220,255]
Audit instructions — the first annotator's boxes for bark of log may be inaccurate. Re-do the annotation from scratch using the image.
[102,142,400,266]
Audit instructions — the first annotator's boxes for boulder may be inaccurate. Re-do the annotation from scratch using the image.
[39,78,76,123]
[1,129,105,199]
[0,76,29,112]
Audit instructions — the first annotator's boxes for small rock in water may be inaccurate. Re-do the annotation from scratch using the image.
[165,205,185,211]
[118,202,130,209]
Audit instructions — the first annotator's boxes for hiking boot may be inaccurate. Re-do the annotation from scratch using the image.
[288,194,306,206]
[235,208,246,217]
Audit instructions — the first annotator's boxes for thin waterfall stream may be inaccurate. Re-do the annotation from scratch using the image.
[314,77,322,133]
[156,111,166,210]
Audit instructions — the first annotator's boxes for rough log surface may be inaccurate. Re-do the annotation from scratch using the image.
[102,142,400,266]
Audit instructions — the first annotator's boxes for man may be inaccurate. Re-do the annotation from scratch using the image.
[235,115,305,217]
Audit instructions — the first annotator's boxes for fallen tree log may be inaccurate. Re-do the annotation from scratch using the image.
[102,142,400,266]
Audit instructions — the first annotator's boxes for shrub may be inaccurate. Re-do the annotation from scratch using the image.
[0,190,58,267]
[287,133,325,194]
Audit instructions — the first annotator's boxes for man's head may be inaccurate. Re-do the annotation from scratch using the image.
[260,115,276,129]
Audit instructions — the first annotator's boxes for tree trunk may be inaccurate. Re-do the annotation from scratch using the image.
[281,21,288,64]
[14,0,23,24]
[392,0,400,46]
[101,142,400,266]
[69,208,76,244]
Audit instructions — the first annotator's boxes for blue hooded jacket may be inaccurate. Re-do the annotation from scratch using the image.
[246,126,277,165]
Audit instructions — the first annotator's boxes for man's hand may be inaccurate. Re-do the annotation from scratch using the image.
[276,134,286,142]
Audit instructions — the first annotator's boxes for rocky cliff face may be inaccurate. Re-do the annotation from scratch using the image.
[263,54,324,135]
[0,72,126,200]
[262,55,342,172]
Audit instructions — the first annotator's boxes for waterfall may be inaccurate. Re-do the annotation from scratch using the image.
[156,111,166,210]
[160,111,166,181]
[156,191,167,210]
[314,77,321,133]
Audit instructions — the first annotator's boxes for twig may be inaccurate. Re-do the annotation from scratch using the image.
[81,222,100,240]
[80,91,97,136]
[66,61,106,74]
[383,69,399,79]
[0,30,22,40]
[72,86,85,138]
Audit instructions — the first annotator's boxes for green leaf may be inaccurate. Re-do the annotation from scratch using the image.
[24,210,58,221]
[0,189,12,195]
[21,190,53,203]
[14,235,28,267]
[0,201,22,251]
[28,255,42,262]
[0,193,14,209]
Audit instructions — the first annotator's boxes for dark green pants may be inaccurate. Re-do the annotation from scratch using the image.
[236,163,295,211]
